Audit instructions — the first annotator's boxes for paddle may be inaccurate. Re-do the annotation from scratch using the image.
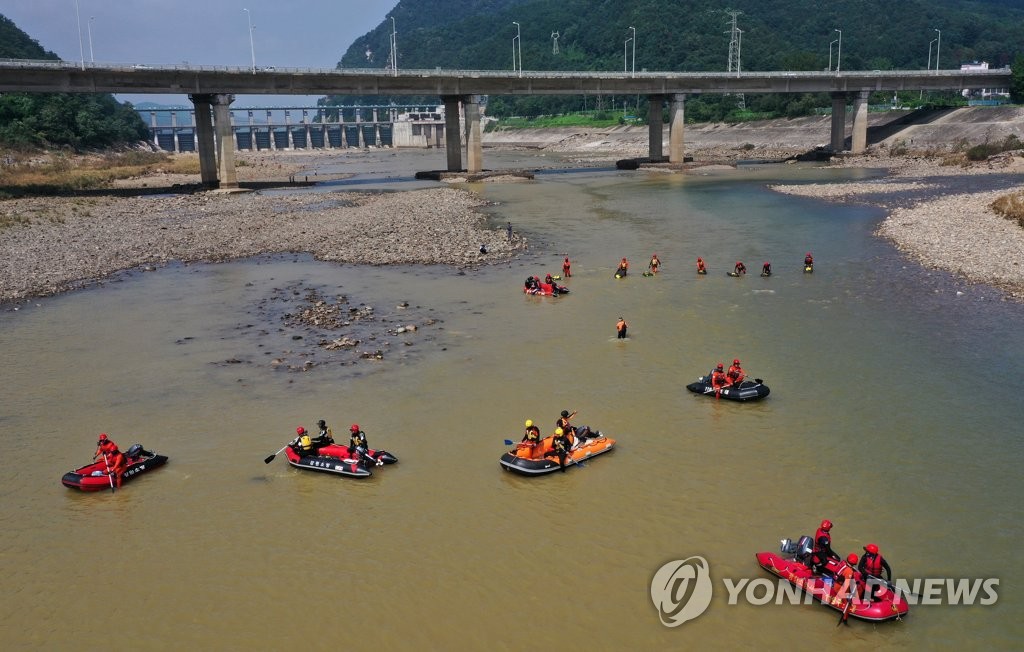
[101,452,116,494]
[866,574,917,599]
[837,597,852,626]
[263,441,293,464]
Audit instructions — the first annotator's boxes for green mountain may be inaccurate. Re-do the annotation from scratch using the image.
[326,0,1024,117]
[0,14,148,150]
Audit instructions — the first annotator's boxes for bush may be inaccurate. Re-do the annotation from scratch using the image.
[991,192,1024,228]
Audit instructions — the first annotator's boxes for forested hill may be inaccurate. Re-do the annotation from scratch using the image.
[0,14,148,150]
[339,0,1024,73]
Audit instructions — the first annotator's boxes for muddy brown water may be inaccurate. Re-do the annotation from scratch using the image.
[1,151,1021,650]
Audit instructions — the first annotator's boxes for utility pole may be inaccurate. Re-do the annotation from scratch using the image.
[725,10,745,109]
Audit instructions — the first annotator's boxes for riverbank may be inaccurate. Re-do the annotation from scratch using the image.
[0,184,522,303]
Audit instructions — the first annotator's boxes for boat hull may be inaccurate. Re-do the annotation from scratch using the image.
[499,433,615,475]
[687,376,770,401]
[61,448,168,491]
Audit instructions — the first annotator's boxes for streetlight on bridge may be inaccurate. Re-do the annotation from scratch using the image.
[833,28,842,72]
[73,0,85,70]
[828,38,838,71]
[629,26,636,77]
[87,16,95,63]
[934,28,941,71]
[928,38,937,71]
[390,16,397,76]
[243,8,256,74]
[512,21,522,77]
[624,36,632,73]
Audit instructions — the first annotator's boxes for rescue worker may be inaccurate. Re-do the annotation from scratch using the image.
[805,252,814,267]
[858,543,893,600]
[94,433,118,460]
[542,427,571,471]
[545,273,555,285]
[834,553,865,619]
[521,419,541,444]
[710,363,729,390]
[562,257,572,278]
[616,317,628,339]
[347,424,380,466]
[616,257,629,277]
[733,261,747,275]
[696,257,707,274]
[293,426,315,457]
[106,446,128,488]
[555,410,577,440]
[811,519,838,575]
[761,261,772,276]
[648,254,661,275]
[313,420,334,447]
[525,276,538,292]
[726,359,745,386]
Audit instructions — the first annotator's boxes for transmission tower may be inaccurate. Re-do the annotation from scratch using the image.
[551,31,560,55]
[724,10,745,109]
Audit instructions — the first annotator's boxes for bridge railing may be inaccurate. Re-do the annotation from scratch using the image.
[0,58,1011,79]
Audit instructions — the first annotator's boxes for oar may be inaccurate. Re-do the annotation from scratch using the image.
[102,452,116,494]
[866,574,917,599]
[263,441,293,464]
[837,597,852,626]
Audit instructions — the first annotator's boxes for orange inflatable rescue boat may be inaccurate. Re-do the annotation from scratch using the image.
[499,430,615,475]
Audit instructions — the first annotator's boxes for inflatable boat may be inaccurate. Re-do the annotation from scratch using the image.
[524,277,569,296]
[499,430,615,475]
[756,536,909,622]
[61,444,168,491]
[686,374,770,401]
[283,443,397,478]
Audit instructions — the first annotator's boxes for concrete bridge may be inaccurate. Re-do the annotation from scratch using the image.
[0,59,1011,188]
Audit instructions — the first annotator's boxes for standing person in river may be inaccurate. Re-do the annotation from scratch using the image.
[562,256,572,278]
[616,317,628,339]
[506,222,513,242]
[647,253,661,275]
[615,258,629,277]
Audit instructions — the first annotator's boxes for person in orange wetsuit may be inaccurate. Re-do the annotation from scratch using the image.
[616,258,629,277]
[726,358,745,386]
[94,433,118,460]
[733,261,747,275]
[696,257,707,274]
[811,519,838,575]
[805,252,814,267]
[858,543,893,600]
[106,447,128,488]
[835,553,865,620]
[562,257,572,278]
[710,363,729,390]
[616,317,628,339]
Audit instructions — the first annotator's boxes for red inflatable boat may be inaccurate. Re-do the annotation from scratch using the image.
[61,444,168,491]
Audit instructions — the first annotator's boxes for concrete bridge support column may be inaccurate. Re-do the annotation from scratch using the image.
[464,95,483,174]
[149,112,159,149]
[442,95,463,171]
[212,94,239,189]
[851,91,869,154]
[668,94,686,164]
[830,93,847,152]
[647,94,665,160]
[171,112,181,153]
[190,94,218,187]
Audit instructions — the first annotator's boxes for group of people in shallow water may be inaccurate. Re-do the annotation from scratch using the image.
[709,358,747,389]
[517,410,601,471]
[809,519,894,602]
[614,254,662,278]
[289,420,381,466]
[694,252,813,276]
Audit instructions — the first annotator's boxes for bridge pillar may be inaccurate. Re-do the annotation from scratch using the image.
[648,94,665,160]
[171,112,181,153]
[190,95,219,187]
[212,94,239,189]
[851,90,869,153]
[442,95,463,171]
[668,94,686,164]
[830,93,847,152]
[465,95,483,174]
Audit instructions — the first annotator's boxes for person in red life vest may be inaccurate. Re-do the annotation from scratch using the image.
[834,553,865,616]
[710,363,729,390]
[616,257,629,277]
[562,257,572,278]
[615,317,628,339]
[726,359,745,386]
[733,261,746,275]
[94,433,118,460]
[696,257,707,274]
[804,252,814,268]
[810,519,839,575]
[106,446,128,488]
[761,261,772,276]
[858,543,893,600]
[648,253,661,275]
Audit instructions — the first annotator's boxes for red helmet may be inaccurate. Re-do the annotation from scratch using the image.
[350,424,360,432]
[697,257,703,262]
[98,433,108,441]
[864,543,879,555]
[716,363,724,370]
[296,426,306,435]
[736,261,741,265]
[847,553,859,565]
[806,252,812,256]
[733,359,740,365]
[820,519,832,531]
[763,261,769,265]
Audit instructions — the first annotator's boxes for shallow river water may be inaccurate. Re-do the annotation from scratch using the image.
[1,150,1021,650]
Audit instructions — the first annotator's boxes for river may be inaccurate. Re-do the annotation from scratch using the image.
[0,150,1020,650]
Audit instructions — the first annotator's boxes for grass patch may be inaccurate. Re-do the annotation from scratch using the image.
[0,150,200,196]
[991,192,1024,228]
[494,113,624,129]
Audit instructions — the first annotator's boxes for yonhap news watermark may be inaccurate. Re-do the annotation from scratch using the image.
[650,555,1000,627]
